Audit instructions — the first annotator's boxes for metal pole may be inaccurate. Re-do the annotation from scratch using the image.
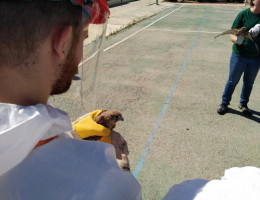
[156,0,158,5]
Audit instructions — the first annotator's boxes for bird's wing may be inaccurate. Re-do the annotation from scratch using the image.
[246,33,254,41]
[214,29,239,39]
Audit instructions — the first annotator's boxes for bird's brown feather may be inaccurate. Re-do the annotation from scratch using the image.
[214,30,236,39]
[214,27,259,53]
[214,27,247,39]
[94,110,124,130]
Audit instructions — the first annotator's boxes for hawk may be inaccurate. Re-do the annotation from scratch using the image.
[214,27,259,53]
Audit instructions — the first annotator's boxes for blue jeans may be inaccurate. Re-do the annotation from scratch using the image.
[222,53,260,106]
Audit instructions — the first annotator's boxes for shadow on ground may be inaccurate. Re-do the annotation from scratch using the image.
[227,108,260,124]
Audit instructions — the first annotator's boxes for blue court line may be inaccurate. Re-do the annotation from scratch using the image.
[133,12,208,179]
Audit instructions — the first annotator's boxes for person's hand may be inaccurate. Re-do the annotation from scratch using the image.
[235,35,244,45]
[111,130,131,172]
[249,24,260,37]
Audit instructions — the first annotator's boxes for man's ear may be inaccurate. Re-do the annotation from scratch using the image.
[52,26,72,58]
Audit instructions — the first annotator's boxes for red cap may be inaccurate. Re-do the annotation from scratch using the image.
[73,0,110,24]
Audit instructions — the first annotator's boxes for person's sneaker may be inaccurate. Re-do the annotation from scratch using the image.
[217,104,228,115]
[238,104,252,116]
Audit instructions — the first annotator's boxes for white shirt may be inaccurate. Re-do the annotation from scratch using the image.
[0,103,142,200]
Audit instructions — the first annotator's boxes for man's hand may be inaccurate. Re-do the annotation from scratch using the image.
[249,24,260,38]
[111,131,131,172]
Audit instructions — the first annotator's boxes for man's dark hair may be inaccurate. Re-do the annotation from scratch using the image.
[0,0,82,67]
[250,0,254,7]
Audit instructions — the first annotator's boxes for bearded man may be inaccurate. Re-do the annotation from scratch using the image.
[0,1,141,199]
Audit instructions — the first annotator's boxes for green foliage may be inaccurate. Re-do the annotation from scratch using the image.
[165,0,244,2]
[196,0,244,2]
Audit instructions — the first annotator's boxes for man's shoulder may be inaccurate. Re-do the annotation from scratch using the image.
[19,138,124,177]
[0,138,142,200]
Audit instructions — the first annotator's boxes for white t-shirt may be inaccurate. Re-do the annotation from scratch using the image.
[0,103,142,200]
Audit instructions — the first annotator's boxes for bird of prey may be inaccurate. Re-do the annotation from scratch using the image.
[214,27,251,39]
[84,110,124,141]
[82,110,130,171]
[214,27,259,52]
[94,110,124,130]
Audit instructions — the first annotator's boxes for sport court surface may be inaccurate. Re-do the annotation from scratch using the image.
[50,4,260,200]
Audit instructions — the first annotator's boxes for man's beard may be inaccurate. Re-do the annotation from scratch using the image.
[50,44,79,95]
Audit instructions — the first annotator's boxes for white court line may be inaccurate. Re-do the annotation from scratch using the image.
[143,28,222,34]
[80,5,184,64]
[80,29,220,65]
[78,48,101,67]
[103,5,185,52]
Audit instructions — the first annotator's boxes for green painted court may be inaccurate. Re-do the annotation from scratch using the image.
[50,4,260,200]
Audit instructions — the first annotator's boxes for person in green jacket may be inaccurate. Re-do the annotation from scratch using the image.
[217,0,260,116]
